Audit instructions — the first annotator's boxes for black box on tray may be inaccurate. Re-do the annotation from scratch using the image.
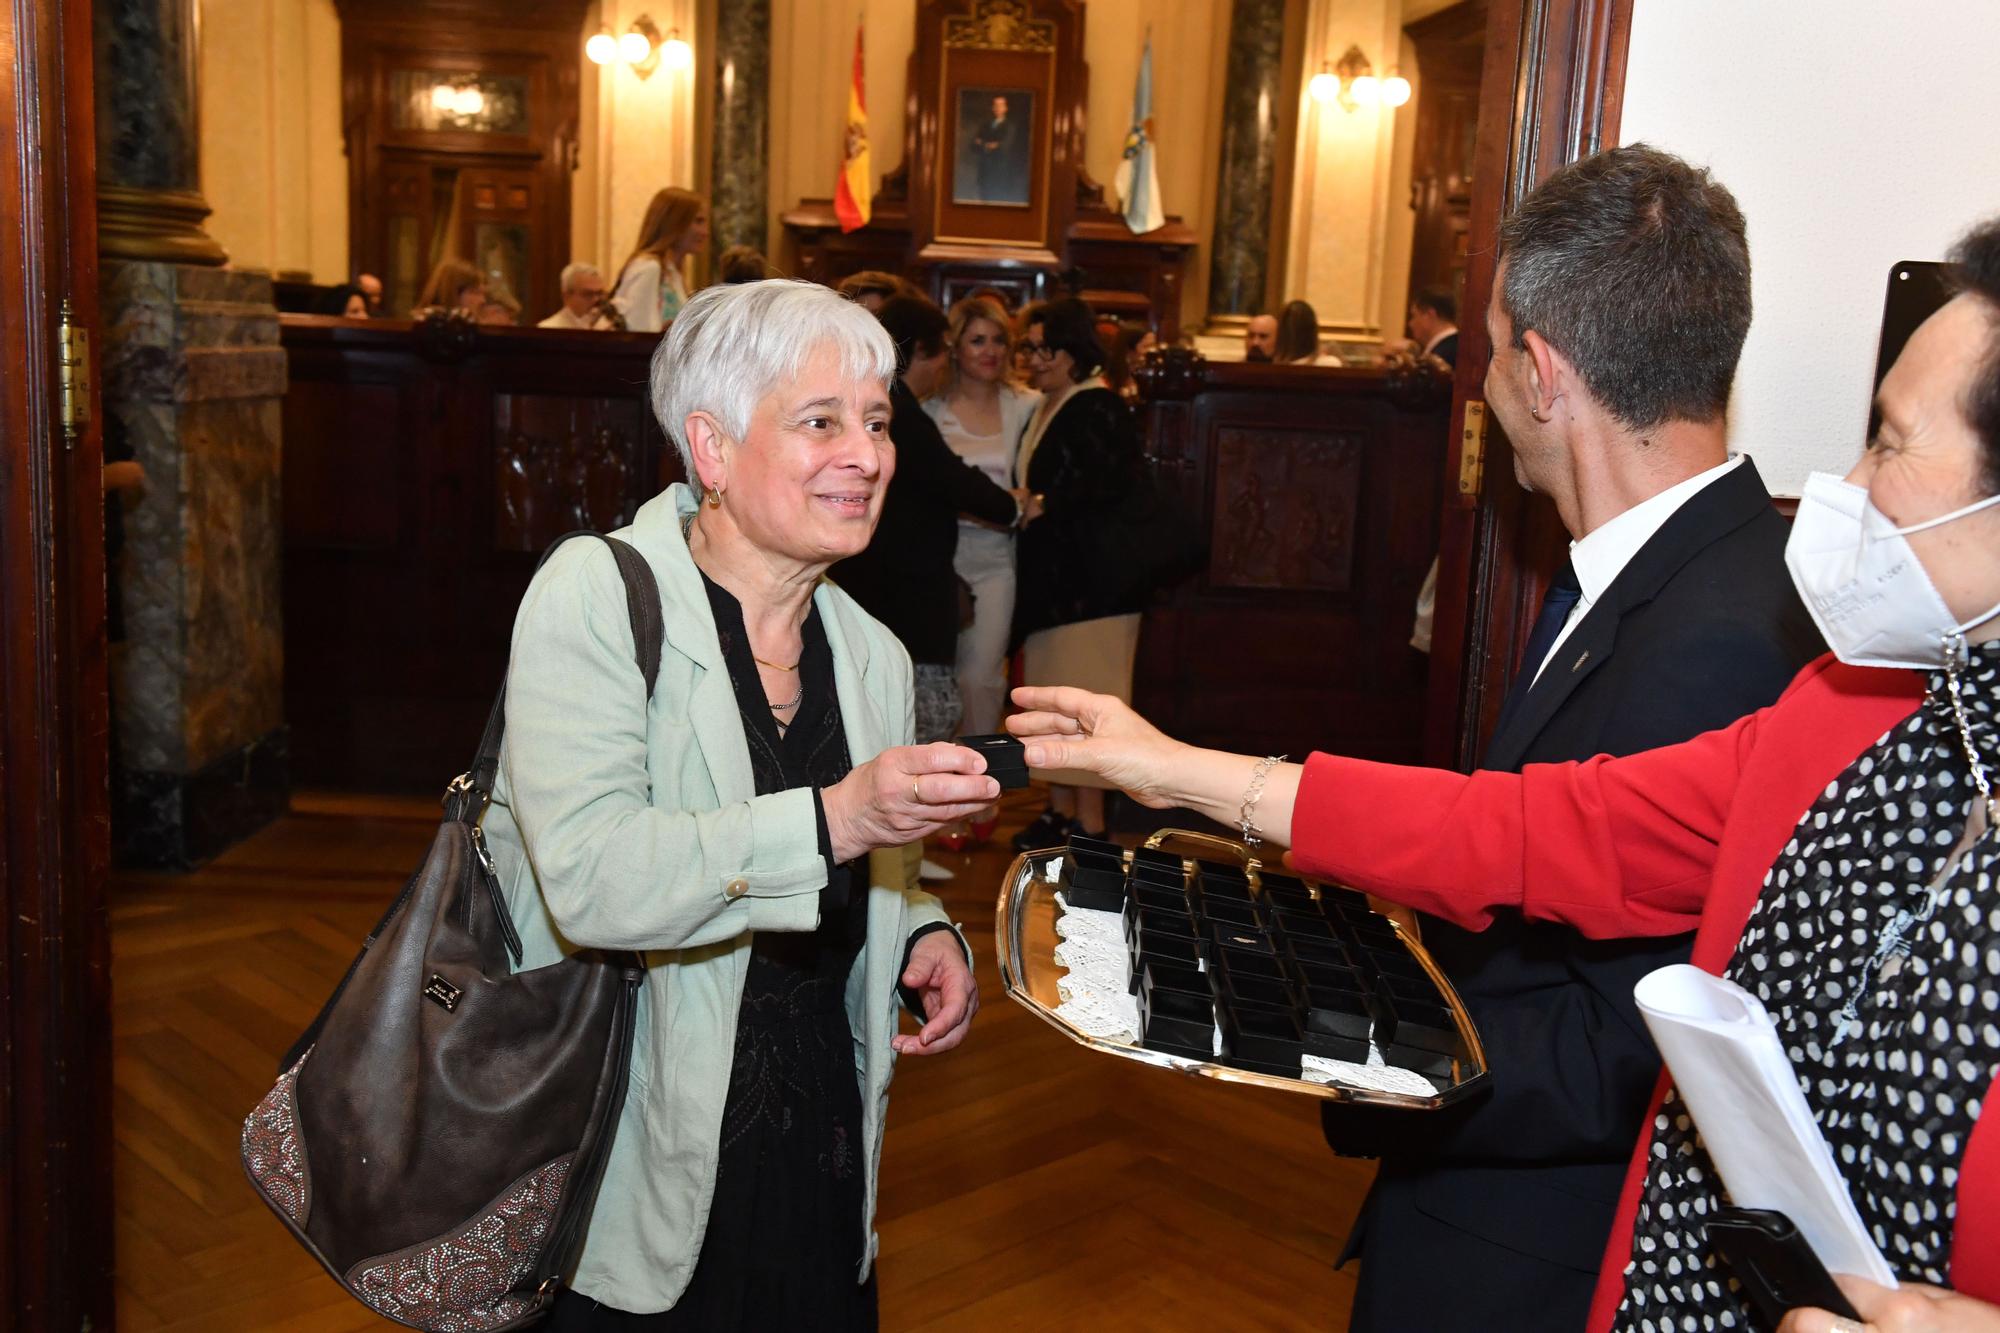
[1201,896,1261,929]
[1064,849,1129,913]
[1139,960,1217,1058]
[1381,1007,1464,1079]
[1283,933,1351,968]
[1273,907,1336,939]
[1218,1002,1307,1076]
[1066,833,1125,861]
[1302,982,1377,1063]
[1204,920,1270,956]
[958,734,1029,789]
[1128,862,1188,896]
[1129,931,1204,991]
[1198,869,1253,904]
[1130,845,1184,877]
[1214,944,1286,986]
[1131,881,1188,915]
[1217,968,1295,1015]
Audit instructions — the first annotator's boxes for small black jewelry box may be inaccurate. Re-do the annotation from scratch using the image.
[1201,897,1262,929]
[958,734,1029,789]
[1064,847,1128,913]
[1130,931,1204,990]
[1204,921,1269,955]
[1219,1004,1307,1076]
[1130,882,1189,915]
[1130,846,1185,879]
[1066,833,1126,861]
[1139,960,1218,1056]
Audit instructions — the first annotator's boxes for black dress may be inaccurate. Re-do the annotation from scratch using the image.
[547,573,877,1331]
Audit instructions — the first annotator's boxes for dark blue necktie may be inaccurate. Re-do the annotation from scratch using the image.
[1493,559,1582,737]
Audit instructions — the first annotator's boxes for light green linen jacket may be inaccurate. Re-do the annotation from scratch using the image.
[480,483,958,1313]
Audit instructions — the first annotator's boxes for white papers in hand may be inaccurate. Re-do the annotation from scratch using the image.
[1633,964,1897,1287]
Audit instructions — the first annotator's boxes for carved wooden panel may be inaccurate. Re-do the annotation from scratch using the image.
[279,316,671,788]
[1208,428,1360,592]
[492,395,647,551]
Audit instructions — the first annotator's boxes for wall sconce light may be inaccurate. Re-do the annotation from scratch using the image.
[429,79,487,118]
[1308,45,1411,112]
[587,14,689,79]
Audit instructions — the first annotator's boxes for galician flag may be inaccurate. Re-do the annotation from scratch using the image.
[833,21,871,232]
[1113,32,1165,235]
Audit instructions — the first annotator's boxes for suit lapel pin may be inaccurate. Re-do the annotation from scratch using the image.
[1571,649,1591,672]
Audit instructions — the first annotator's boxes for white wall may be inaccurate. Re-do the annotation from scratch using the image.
[1620,0,2000,495]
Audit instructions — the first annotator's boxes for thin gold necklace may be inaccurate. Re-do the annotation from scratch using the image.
[686,510,804,674]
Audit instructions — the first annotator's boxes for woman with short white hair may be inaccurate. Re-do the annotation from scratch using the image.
[482,279,994,1329]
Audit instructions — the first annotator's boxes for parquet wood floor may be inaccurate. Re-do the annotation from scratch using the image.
[111,790,1372,1331]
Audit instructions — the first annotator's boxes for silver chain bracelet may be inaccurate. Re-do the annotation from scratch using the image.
[1238,754,1287,848]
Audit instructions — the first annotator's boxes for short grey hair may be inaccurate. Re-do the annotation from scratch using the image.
[1497,143,1750,429]
[650,279,896,477]
[560,261,603,293]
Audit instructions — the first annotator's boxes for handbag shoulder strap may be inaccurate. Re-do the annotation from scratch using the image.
[449,530,664,821]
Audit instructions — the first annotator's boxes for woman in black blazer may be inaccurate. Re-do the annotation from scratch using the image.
[832,295,1024,744]
[1009,297,1151,848]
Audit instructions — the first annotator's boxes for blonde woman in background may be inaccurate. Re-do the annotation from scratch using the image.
[611,187,711,332]
[924,296,1041,846]
[417,257,485,313]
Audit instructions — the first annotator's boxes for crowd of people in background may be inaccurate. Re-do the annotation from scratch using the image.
[298,179,1467,868]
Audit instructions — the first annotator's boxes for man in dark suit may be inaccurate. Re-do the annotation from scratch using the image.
[1325,145,1823,1332]
[1382,286,1459,373]
[970,95,1027,203]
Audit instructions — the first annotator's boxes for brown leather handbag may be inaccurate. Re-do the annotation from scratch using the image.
[242,532,659,1330]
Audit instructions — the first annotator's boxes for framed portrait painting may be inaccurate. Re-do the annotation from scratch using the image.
[933,3,1058,248]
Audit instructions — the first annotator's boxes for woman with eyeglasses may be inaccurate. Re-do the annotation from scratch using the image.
[1008,297,1152,849]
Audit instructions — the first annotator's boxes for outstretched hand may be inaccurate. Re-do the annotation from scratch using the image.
[1005,686,1190,809]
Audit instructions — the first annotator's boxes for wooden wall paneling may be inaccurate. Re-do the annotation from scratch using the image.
[0,0,113,1324]
[280,317,678,790]
[1132,357,1449,767]
[1421,0,1633,769]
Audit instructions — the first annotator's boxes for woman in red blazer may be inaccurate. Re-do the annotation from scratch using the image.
[1009,222,2000,1333]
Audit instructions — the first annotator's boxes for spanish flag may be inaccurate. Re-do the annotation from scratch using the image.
[834,22,871,232]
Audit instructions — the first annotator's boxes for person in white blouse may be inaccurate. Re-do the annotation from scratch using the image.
[924,295,1041,845]
[610,188,710,333]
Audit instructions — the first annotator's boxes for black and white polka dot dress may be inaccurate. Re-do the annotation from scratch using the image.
[1610,643,2000,1332]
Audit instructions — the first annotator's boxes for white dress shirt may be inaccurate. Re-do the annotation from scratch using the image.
[1528,454,1746,685]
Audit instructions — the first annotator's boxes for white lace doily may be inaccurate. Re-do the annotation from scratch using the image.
[1050,893,1142,1043]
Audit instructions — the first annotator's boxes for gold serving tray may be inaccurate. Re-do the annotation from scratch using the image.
[995,829,1491,1108]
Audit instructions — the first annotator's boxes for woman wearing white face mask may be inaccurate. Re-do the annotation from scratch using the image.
[999,217,2000,1333]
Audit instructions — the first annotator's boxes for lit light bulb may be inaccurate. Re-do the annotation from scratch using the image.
[585,31,618,65]
[431,83,456,111]
[619,30,651,64]
[453,86,485,117]
[1383,75,1412,107]
[663,33,693,70]
[1308,70,1339,104]
[1349,75,1380,106]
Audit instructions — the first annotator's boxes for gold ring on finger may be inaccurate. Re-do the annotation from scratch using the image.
[912,779,922,805]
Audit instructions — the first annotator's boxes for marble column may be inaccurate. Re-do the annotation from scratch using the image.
[103,266,289,868]
[93,0,227,264]
[708,0,771,256]
[1206,0,1288,319]
[97,0,288,867]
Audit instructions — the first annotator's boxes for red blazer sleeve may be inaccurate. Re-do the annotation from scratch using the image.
[1289,707,1768,939]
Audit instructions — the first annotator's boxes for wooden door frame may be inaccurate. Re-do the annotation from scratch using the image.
[1423,0,1634,769]
[0,0,113,1326]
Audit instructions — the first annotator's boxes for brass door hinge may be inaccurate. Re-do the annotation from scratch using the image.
[58,299,92,448]
[1456,399,1487,504]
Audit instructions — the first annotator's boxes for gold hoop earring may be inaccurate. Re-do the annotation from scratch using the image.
[706,483,724,508]
[1528,405,1549,423]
